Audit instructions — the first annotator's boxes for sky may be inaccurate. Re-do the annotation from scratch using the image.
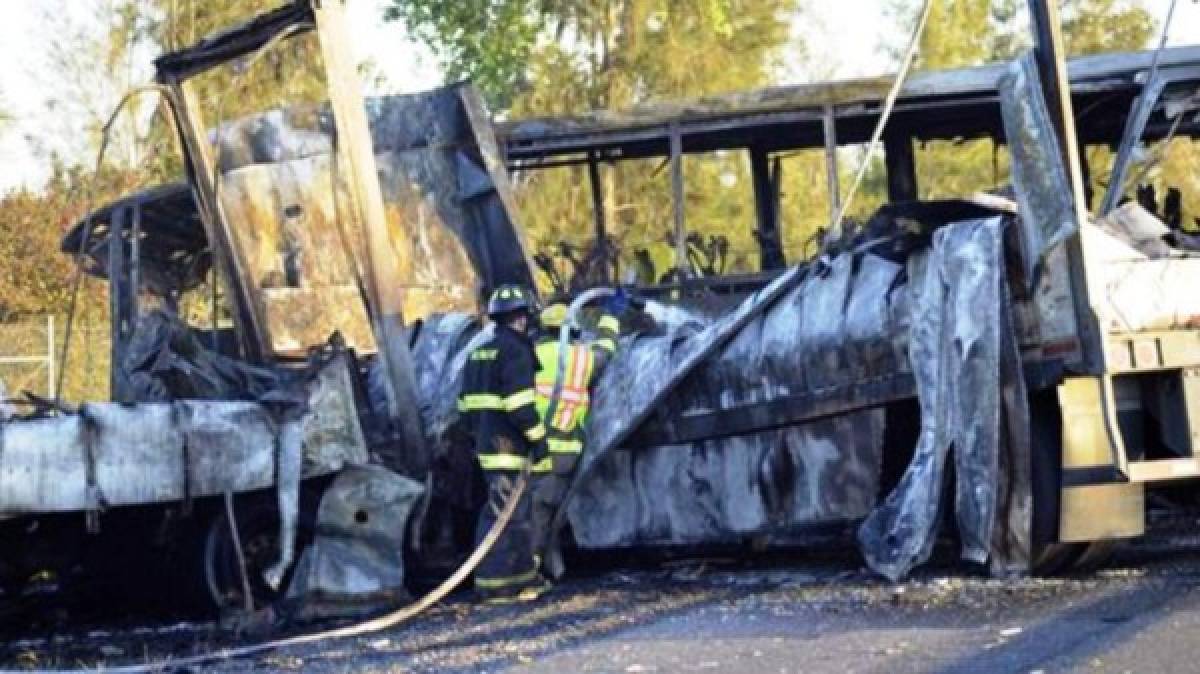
[0,0,1198,193]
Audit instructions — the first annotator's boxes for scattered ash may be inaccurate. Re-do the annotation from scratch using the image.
[6,519,1200,672]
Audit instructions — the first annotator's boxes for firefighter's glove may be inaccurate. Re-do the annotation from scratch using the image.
[604,288,631,316]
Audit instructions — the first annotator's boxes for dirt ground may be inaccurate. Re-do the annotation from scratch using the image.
[5,515,1200,673]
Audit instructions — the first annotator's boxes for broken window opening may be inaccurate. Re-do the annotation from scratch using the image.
[776,149,834,263]
[915,137,1013,201]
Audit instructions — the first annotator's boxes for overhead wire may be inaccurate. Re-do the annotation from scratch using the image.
[820,0,933,257]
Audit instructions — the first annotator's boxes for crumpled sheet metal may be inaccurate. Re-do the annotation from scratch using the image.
[286,464,424,609]
[408,216,1028,572]
[999,53,1079,288]
[368,313,481,439]
[369,314,487,504]
[0,355,369,516]
[858,217,1031,580]
[566,252,907,547]
[1096,202,1173,258]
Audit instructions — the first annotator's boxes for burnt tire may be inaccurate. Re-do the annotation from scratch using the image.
[1029,388,1088,575]
[1070,540,1119,572]
[203,497,313,611]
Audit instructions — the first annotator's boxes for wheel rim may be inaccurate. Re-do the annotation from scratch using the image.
[203,503,287,610]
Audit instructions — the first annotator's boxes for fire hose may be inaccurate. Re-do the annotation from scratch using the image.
[9,290,614,674]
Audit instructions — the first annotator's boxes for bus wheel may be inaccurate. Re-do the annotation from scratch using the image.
[1071,540,1119,572]
[203,497,310,611]
[1029,388,1086,576]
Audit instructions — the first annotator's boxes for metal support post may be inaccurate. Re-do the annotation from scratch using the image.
[1027,0,1104,374]
[822,105,841,225]
[46,315,55,399]
[750,146,786,270]
[883,129,918,202]
[313,0,428,466]
[669,125,689,277]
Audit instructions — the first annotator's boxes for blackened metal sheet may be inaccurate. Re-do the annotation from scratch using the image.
[287,464,425,606]
[858,217,1031,580]
[405,313,481,439]
[153,1,314,82]
[566,252,903,546]
[0,355,368,515]
[1000,55,1078,287]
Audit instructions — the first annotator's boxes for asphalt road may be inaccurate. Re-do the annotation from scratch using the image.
[7,522,1200,673]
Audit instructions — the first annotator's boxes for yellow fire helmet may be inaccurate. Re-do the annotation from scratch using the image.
[540,302,569,329]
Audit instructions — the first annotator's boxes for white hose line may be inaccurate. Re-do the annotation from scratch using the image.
[825,0,933,245]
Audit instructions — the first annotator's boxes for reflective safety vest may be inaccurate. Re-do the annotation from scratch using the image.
[534,339,595,455]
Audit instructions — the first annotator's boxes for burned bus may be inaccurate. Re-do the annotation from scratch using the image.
[2,0,1200,615]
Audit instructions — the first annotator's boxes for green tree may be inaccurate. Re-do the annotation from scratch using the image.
[1061,0,1155,56]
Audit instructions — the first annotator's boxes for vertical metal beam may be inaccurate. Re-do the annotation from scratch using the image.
[45,316,54,399]
[587,153,607,244]
[108,206,130,402]
[1078,144,1093,213]
[669,125,689,277]
[749,146,785,270]
[1028,0,1104,374]
[130,203,141,320]
[165,80,266,362]
[822,105,841,224]
[1100,73,1168,215]
[586,152,611,282]
[1027,0,1088,222]
[313,0,427,466]
[883,129,918,202]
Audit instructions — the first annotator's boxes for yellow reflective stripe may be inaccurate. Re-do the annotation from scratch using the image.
[548,438,583,454]
[569,345,588,388]
[475,566,538,589]
[458,393,504,411]
[525,423,547,442]
[504,389,536,410]
[535,384,589,403]
[582,349,596,384]
[478,453,529,470]
[598,315,620,333]
[531,457,553,473]
[553,402,575,430]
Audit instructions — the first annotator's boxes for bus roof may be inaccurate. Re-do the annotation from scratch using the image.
[499,45,1200,167]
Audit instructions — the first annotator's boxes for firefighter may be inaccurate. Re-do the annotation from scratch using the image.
[530,291,625,579]
[458,284,550,603]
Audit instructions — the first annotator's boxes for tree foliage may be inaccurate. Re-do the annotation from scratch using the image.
[0,165,140,321]
[383,0,543,110]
